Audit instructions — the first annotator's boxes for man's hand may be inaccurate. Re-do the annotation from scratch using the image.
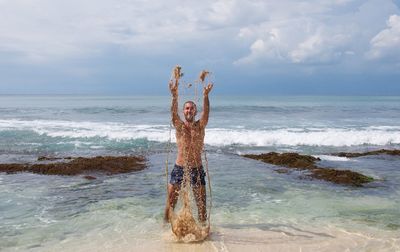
[169,80,178,97]
[203,83,213,96]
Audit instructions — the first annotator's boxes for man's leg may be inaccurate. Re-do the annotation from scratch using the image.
[193,185,207,222]
[164,183,180,222]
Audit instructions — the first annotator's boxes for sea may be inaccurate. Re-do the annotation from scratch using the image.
[1,95,400,251]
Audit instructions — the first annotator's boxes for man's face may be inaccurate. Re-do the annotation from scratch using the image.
[183,102,197,122]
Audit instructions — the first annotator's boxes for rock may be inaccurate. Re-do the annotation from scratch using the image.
[37,156,73,161]
[311,167,374,187]
[334,149,400,158]
[243,152,373,187]
[0,156,146,176]
[38,156,57,161]
[83,175,97,180]
[243,152,320,170]
[275,168,290,174]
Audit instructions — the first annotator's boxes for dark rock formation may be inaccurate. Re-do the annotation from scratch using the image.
[243,152,319,169]
[37,156,73,161]
[83,175,97,180]
[243,152,373,187]
[0,156,146,176]
[311,168,373,186]
[333,149,400,158]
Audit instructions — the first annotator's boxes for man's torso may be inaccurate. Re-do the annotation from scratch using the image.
[175,120,205,168]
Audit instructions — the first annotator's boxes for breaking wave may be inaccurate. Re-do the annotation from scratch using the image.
[1,119,400,147]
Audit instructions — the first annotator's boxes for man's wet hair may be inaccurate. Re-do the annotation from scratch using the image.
[183,100,197,110]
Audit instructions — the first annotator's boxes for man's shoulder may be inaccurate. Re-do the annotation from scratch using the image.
[173,117,184,127]
[195,120,206,130]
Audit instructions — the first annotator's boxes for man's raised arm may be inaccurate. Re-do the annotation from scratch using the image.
[200,83,213,127]
[169,79,182,127]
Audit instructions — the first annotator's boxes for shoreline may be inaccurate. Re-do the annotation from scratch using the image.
[20,222,399,252]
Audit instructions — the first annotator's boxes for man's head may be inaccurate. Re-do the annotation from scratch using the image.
[183,101,197,122]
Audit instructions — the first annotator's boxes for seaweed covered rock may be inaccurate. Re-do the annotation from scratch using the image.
[243,152,373,187]
[312,168,374,187]
[243,152,319,170]
[334,149,400,158]
[0,156,146,176]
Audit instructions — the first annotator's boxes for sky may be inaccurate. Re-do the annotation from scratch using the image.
[0,0,399,95]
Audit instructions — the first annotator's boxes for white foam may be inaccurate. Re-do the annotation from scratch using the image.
[1,119,400,147]
[0,119,171,142]
[205,127,400,147]
[314,155,350,162]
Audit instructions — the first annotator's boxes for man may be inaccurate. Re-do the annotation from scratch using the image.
[164,78,213,223]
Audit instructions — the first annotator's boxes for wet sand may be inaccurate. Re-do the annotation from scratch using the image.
[27,224,399,252]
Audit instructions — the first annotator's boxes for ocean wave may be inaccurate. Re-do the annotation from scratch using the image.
[0,119,170,142]
[72,107,162,115]
[1,119,400,147]
[205,128,400,147]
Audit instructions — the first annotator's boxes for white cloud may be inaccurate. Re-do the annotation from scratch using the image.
[0,0,269,63]
[234,0,400,67]
[290,33,349,64]
[234,27,287,65]
[0,0,399,72]
[0,0,216,62]
[207,0,236,25]
[290,35,324,63]
[366,14,400,61]
[234,17,350,65]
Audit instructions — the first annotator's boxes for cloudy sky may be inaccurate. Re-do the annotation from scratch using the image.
[0,0,399,95]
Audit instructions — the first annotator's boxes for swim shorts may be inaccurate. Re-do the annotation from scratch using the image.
[169,164,206,186]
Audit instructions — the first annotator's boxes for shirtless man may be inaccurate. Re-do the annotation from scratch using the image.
[164,78,213,223]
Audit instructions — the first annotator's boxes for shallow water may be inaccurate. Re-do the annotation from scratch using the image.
[1,152,400,251]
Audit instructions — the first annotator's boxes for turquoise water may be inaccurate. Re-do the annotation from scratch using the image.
[1,95,400,250]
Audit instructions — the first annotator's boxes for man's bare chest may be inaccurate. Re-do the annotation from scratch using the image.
[176,124,204,141]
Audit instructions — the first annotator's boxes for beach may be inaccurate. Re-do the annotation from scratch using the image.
[1,95,400,251]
